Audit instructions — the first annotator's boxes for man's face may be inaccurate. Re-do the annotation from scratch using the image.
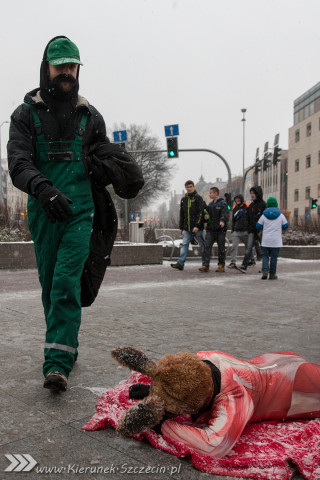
[48,63,78,93]
[235,198,242,206]
[250,191,257,201]
[185,184,195,194]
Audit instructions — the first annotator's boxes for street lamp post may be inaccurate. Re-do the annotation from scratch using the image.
[241,109,247,196]
[241,109,246,179]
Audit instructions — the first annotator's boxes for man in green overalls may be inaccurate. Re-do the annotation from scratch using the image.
[8,36,108,392]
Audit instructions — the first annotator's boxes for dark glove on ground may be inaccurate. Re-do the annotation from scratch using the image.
[36,184,73,223]
[129,383,151,400]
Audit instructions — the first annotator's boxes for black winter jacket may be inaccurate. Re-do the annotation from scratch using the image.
[179,190,205,232]
[231,195,249,232]
[247,186,266,234]
[205,198,230,232]
[7,89,107,195]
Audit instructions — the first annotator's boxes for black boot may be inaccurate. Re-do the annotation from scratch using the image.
[43,371,68,392]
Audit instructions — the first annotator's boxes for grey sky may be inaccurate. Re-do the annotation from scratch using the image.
[1,0,319,195]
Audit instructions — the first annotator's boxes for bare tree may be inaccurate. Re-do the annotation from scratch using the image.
[111,123,175,213]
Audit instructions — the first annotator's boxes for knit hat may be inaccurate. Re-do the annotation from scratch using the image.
[46,37,83,65]
[266,197,278,208]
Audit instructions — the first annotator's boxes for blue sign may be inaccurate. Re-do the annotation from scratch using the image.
[113,130,127,143]
[164,124,179,137]
[129,213,135,220]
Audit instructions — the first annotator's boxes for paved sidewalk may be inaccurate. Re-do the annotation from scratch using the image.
[0,258,319,479]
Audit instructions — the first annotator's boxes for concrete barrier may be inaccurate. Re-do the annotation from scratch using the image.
[161,244,320,260]
[0,242,319,269]
[0,242,163,269]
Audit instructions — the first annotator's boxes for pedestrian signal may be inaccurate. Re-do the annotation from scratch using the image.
[166,137,179,158]
[311,198,318,209]
[273,146,282,165]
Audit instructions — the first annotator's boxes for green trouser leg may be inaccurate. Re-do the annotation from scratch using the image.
[31,209,93,378]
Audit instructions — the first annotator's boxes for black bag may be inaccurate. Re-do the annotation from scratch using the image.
[87,142,144,199]
[80,187,118,307]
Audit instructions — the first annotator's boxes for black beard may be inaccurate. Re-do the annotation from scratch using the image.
[44,74,78,103]
[52,74,76,89]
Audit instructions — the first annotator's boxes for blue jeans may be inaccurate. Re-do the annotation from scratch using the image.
[178,230,205,267]
[262,247,280,274]
[203,231,226,267]
[242,232,259,267]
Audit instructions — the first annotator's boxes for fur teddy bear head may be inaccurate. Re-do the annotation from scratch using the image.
[111,346,213,436]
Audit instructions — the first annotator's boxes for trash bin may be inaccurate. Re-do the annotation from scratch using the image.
[129,221,145,243]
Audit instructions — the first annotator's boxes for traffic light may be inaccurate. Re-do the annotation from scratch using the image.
[263,153,271,171]
[166,137,179,158]
[273,146,282,165]
[224,192,232,210]
[310,198,318,209]
[254,160,261,175]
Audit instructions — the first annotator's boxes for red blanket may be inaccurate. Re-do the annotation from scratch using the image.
[82,372,320,480]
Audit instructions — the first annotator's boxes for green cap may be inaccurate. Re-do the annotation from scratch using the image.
[266,197,278,208]
[46,38,83,66]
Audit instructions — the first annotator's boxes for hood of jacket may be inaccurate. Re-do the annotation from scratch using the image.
[234,194,244,204]
[250,186,263,201]
[39,35,80,107]
[23,88,89,110]
[209,197,225,207]
[263,207,281,220]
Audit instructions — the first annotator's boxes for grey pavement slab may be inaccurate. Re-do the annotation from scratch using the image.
[0,258,318,479]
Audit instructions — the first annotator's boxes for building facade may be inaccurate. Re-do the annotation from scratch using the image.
[287,81,320,220]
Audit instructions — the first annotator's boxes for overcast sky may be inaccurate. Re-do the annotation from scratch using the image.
[1,0,319,198]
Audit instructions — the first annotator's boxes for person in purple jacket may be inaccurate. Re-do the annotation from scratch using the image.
[256,197,288,280]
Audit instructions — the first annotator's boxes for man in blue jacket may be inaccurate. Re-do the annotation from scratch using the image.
[171,180,205,271]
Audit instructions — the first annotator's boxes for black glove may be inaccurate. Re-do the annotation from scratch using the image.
[129,383,151,400]
[36,183,73,223]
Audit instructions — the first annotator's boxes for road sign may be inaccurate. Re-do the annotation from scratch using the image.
[113,130,127,143]
[129,213,135,220]
[164,124,179,137]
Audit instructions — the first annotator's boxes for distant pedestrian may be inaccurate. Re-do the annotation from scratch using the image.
[171,180,205,271]
[237,186,266,272]
[227,194,249,269]
[200,187,230,272]
[256,197,289,280]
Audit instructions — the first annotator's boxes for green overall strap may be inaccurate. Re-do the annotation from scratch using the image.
[77,111,88,136]
[25,102,89,137]
[24,103,43,135]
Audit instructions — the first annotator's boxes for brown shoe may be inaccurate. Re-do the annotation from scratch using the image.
[199,266,209,272]
[215,264,225,272]
[43,371,68,392]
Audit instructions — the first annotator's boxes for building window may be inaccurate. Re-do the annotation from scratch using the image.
[294,208,299,217]
[306,123,312,137]
[294,189,299,201]
[305,187,311,200]
[295,159,299,172]
[295,130,300,142]
[318,184,320,197]
[306,155,311,168]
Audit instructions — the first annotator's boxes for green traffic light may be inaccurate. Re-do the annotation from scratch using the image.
[169,151,175,157]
